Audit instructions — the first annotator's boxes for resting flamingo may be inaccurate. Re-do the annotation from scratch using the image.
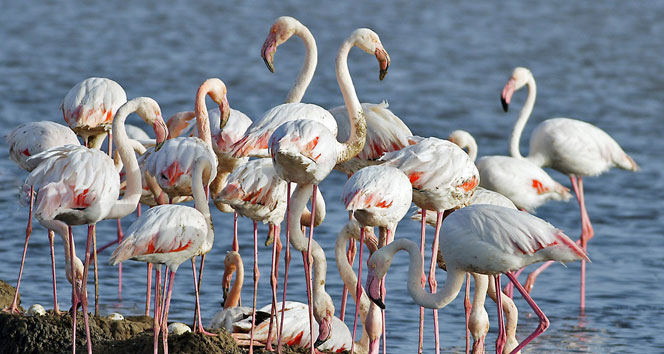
[110,155,214,354]
[342,165,412,354]
[365,204,589,354]
[379,136,479,354]
[268,28,389,354]
[210,251,351,352]
[501,67,639,310]
[4,121,80,315]
[22,97,168,354]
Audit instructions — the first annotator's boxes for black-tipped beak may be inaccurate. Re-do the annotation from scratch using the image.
[370,294,386,310]
[501,95,509,112]
[261,32,277,73]
[314,337,327,348]
[375,48,390,81]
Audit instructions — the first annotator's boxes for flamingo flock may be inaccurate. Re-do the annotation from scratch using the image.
[3,15,639,354]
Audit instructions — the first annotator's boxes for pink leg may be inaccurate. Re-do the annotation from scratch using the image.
[418,208,426,354]
[5,186,33,314]
[505,272,550,354]
[153,265,162,354]
[305,185,318,354]
[571,176,591,312]
[249,221,260,354]
[464,273,471,354]
[191,257,216,336]
[524,261,555,293]
[91,224,99,316]
[48,230,62,314]
[81,225,94,354]
[340,237,356,322]
[494,275,505,354]
[233,212,239,252]
[266,224,282,351]
[193,253,207,330]
[503,267,526,299]
[278,183,292,354]
[381,228,393,354]
[350,227,365,354]
[428,212,443,354]
[68,226,78,354]
[145,263,153,316]
[161,270,175,354]
[117,218,123,300]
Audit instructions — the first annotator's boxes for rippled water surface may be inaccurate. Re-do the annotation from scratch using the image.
[1,1,663,353]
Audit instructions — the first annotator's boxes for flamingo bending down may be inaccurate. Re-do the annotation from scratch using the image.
[379,136,479,354]
[342,165,412,354]
[501,67,639,309]
[366,204,589,354]
[210,251,351,352]
[268,28,389,353]
[110,156,214,354]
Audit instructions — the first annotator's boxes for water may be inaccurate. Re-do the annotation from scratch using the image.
[1,0,663,352]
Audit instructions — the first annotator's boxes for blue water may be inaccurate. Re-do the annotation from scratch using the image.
[1,1,663,352]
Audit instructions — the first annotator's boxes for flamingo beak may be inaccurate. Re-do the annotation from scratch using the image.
[501,78,516,112]
[261,32,278,73]
[375,47,390,81]
[153,116,169,145]
[366,268,385,309]
[314,316,332,348]
[219,95,230,130]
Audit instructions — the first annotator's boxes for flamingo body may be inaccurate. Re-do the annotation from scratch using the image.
[7,121,80,171]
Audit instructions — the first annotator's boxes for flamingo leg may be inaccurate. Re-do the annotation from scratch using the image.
[249,221,260,354]
[233,212,239,252]
[464,273,471,354]
[573,176,592,312]
[418,208,426,354]
[191,257,216,336]
[161,270,175,354]
[381,227,394,354]
[278,183,292,354]
[428,212,443,354]
[117,218,123,300]
[494,275,505,354]
[305,185,317,354]
[340,235,356,322]
[192,253,207,329]
[48,229,62,314]
[81,225,94,354]
[266,224,282,351]
[145,263,153,316]
[5,186,33,314]
[68,226,78,354]
[91,224,99,316]
[505,272,550,354]
[350,226,365,354]
[153,265,162,354]
[503,268,526,299]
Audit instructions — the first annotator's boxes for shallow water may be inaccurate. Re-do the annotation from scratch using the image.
[1,1,663,352]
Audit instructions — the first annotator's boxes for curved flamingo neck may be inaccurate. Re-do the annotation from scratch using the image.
[285,23,317,104]
[510,77,536,159]
[224,258,244,309]
[382,238,466,309]
[194,83,220,146]
[192,157,213,249]
[335,38,367,164]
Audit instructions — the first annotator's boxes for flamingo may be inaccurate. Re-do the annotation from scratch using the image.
[268,28,390,354]
[365,204,589,354]
[4,121,80,314]
[62,77,127,149]
[342,165,412,354]
[500,67,639,309]
[22,97,168,354]
[110,155,214,354]
[210,251,351,352]
[379,136,479,354]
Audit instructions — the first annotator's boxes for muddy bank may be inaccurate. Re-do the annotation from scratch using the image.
[0,279,22,312]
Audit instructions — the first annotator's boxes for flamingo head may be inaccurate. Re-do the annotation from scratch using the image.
[65,256,85,290]
[366,251,394,310]
[222,251,241,307]
[166,111,196,139]
[313,291,335,348]
[501,67,532,112]
[350,28,391,80]
[313,309,333,348]
[261,16,302,73]
[198,78,230,128]
[134,97,168,144]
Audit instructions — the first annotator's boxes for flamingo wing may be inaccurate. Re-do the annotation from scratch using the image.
[62,77,127,132]
[7,121,80,171]
[209,108,253,154]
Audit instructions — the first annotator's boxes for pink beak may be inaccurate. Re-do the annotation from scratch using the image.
[261,32,278,73]
[501,78,516,112]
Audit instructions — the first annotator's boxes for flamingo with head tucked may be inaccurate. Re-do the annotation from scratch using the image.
[366,204,589,354]
[501,66,639,310]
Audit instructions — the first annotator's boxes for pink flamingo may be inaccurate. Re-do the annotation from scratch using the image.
[210,251,352,352]
[366,204,589,354]
[110,155,214,354]
[379,136,479,354]
[4,121,80,315]
[501,67,639,310]
[342,165,412,354]
[22,97,168,354]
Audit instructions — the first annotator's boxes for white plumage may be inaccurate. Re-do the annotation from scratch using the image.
[7,121,81,171]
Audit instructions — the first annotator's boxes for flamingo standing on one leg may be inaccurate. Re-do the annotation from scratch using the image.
[268,28,390,354]
[500,66,639,310]
[4,121,80,315]
[379,136,479,354]
[22,97,168,354]
[110,155,214,354]
[365,204,589,354]
[342,165,412,354]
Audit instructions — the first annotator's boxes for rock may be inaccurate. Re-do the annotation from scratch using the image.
[0,280,22,312]
[168,322,191,335]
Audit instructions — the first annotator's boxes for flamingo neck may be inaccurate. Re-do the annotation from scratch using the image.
[383,238,466,309]
[510,77,536,160]
[192,157,213,250]
[468,273,489,342]
[194,87,216,146]
[335,39,367,164]
[464,138,478,162]
[224,259,244,309]
[107,99,144,219]
[285,23,317,104]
